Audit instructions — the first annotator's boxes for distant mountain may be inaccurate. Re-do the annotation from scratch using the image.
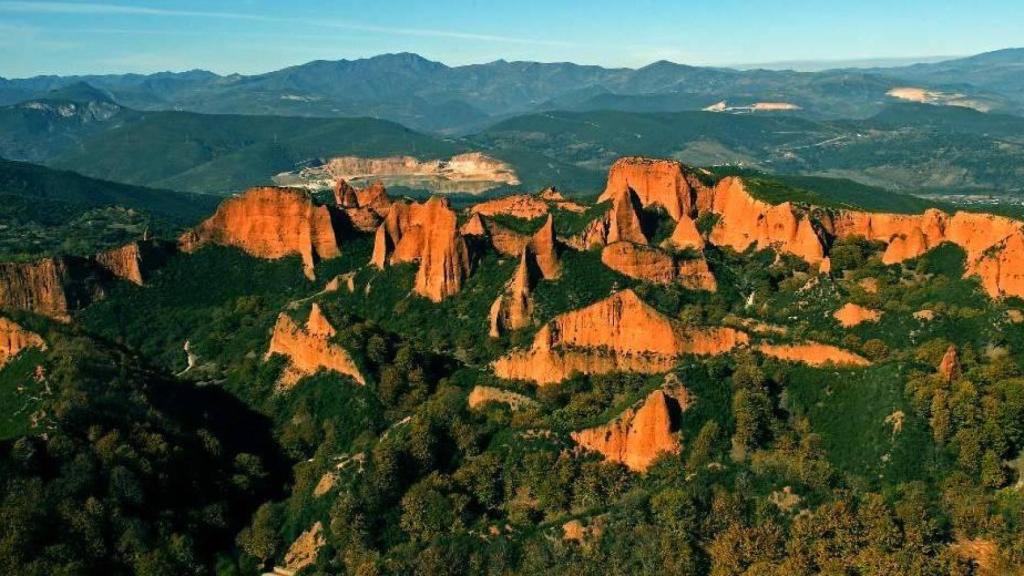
[472,104,1024,194]
[865,48,1024,101]
[2,51,1019,134]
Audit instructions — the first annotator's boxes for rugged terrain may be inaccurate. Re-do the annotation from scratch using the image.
[4,152,1024,575]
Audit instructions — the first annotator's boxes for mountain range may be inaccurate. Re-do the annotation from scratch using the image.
[2,49,1022,134]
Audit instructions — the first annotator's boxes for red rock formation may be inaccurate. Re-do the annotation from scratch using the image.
[971,233,1024,298]
[607,189,648,245]
[280,522,325,575]
[371,197,472,301]
[0,317,45,367]
[567,214,611,251]
[493,289,748,385]
[333,178,359,207]
[266,303,366,389]
[539,187,587,212]
[467,385,537,410]
[708,177,826,264]
[0,257,107,321]
[355,181,392,216]
[571,389,687,471]
[528,214,561,280]
[180,187,341,280]
[662,213,705,251]
[601,242,676,284]
[833,303,883,328]
[677,256,718,292]
[489,250,535,337]
[470,194,551,219]
[598,157,709,220]
[485,219,531,257]
[96,242,145,285]
[460,213,487,237]
[756,342,870,367]
[938,345,961,382]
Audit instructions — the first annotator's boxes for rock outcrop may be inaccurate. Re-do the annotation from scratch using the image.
[663,214,705,251]
[180,187,341,280]
[833,303,883,328]
[371,197,472,301]
[607,189,649,245]
[708,177,827,265]
[598,157,709,221]
[470,194,551,220]
[677,256,718,292]
[571,388,688,472]
[468,385,537,411]
[493,290,748,385]
[489,250,535,337]
[938,345,961,382]
[0,257,109,321]
[266,303,366,389]
[279,522,325,576]
[0,317,45,367]
[94,239,169,286]
[601,242,676,284]
[757,342,870,367]
[529,215,561,280]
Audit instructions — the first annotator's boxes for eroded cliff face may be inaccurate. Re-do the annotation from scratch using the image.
[0,257,109,321]
[370,196,472,301]
[489,250,535,338]
[470,194,551,220]
[529,215,561,280]
[607,189,649,245]
[0,316,45,367]
[467,385,537,411]
[756,342,870,367]
[180,187,341,280]
[833,303,883,328]
[493,289,748,384]
[708,177,827,265]
[571,388,688,472]
[598,157,710,221]
[94,239,169,286]
[266,303,366,389]
[601,242,676,284]
[677,256,718,292]
[663,214,705,251]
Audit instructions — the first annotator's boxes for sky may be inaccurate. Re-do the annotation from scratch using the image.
[0,0,1022,77]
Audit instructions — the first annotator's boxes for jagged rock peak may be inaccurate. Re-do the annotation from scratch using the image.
[489,249,535,338]
[266,304,366,389]
[571,387,688,472]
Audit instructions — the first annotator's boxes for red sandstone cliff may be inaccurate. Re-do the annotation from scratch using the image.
[0,257,108,321]
[370,197,472,302]
[489,250,535,338]
[598,157,710,220]
[493,289,747,385]
[833,303,883,328]
[266,303,366,389]
[938,345,961,382]
[601,242,676,284]
[181,187,342,280]
[0,316,45,367]
[571,388,688,472]
[756,342,870,367]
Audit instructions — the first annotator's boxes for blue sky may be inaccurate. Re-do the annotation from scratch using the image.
[0,0,1022,77]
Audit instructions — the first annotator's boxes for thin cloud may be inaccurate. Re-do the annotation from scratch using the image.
[0,1,575,46]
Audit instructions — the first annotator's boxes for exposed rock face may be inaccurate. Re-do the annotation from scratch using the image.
[371,197,472,301]
[568,215,612,251]
[280,522,325,575]
[663,214,705,251]
[484,219,531,257]
[601,242,676,284]
[333,178,359,207]
[95,242,146,285]
[489,251,535,337]
[180,187,341,280]
[938,345,961,382]
[467,385,537,410]
[833,303,883,328]
[0,257,109,321]
[971,233,1024,299]
[0,317,45,367]
[708,177,826,264]
[529,215,561,280]
[266,303,366,389]
[677,256,718,292]
[756,342,870,367]
[571,388,688,472]
[493,290,748,385]
[607,189,649,245]
[599,157,709,221]
[94,239,169,286]
[470,194,551,219]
